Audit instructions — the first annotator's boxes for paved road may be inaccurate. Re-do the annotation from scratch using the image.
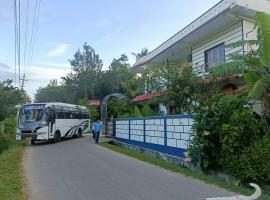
[23,136,235,200]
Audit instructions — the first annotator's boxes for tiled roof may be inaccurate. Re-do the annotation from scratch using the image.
[133,93,161,102]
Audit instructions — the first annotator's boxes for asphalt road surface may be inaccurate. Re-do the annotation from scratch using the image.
[23,136,235,200]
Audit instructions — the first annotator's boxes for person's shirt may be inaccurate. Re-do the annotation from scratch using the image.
[91,123,96,131]
[95,122,102,132]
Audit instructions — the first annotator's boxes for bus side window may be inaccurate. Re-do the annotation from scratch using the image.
[64,111,68,119]
[58,111,64,119]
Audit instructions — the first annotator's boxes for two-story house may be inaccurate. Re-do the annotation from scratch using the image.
[131,0,270,114]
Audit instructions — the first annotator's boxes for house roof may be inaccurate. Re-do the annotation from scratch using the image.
[133,93,161,102]
[132,0,270,71]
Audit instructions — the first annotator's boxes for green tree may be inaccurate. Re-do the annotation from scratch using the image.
[210,12,270,117]
[0,80,30,121]
[66,42,103,99]
[132,48,148,60]
[34,80,70,103]
[149,64,197,114]
[100,54,130,96]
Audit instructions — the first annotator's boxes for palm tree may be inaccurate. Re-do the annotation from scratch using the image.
[132,48,149,61]
[209,12,270,116]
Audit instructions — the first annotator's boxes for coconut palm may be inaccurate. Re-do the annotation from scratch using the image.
[132,48,149,60]
[209,12,270,116]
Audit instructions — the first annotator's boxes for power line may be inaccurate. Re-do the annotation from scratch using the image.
[25,0,41,84]
[13,0,42,90]
[23,0,29,77]
[13,0,17,86]
[14,0,21,87]
[18,0,21,87]
[27,0,41,81]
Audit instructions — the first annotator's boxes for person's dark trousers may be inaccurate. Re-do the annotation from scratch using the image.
[95,131,100,144]
[92,131,95,139]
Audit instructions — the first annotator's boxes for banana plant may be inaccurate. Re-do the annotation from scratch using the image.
[209,12,270,117]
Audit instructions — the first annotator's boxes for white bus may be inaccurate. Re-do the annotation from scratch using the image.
[16,102,90,145]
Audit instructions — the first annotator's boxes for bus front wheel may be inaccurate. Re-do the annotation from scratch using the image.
[52,131,61,143]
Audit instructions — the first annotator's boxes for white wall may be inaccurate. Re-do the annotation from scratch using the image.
[115,120,129,139]
[192,21,243,73]
[115,117,194,150]
[242,19,257,52]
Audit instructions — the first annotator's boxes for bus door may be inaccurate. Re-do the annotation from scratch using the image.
[47,108,56,138]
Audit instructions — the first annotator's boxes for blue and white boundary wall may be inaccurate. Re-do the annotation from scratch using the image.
[115,115,194,158]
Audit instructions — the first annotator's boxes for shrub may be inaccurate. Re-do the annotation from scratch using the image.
[1,116,16,136]
[132,106,142,118]
[0,116,16,154]
[190,95,251,170]
[0,131,9,154]
[141,105,153,117]
[221,136,270,185]
[189,94,270,185]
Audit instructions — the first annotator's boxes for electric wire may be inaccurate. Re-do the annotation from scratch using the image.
[25,0,41,83]
[18,0,21,86]
[13,0,17,86]
[26,0,41,82]
[23,0,29,79]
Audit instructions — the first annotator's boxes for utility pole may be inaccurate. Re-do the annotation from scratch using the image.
[18,0,21,87]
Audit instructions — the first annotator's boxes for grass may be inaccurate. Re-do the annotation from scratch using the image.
[0,141,26,200]
[100,141,270,200]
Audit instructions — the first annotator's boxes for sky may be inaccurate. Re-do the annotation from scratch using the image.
[0,0,220,99]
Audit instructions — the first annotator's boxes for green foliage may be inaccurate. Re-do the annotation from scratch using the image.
[88,106,100,121]
[149,64,197,114]
[141,105,153,117]
[0,80,30,121]
[35,80,70,103]
[209,12,270,117]
[132,106,142,118]
[0,80,27,153]
[189,95,270,184]
[66,42,103,100]
[0,143,26,200]
[0,116,17,154]
[0,133,9,154]
[131,48,148,60]
[122,76,144,99]
[34,45,136,120]
[100,54,131,97]
[220,136,270,185]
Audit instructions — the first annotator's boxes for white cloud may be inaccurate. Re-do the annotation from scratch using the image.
[0,62,11,70]
[47,43,70,57]
[38,61,70,69]
[25,64,71,99]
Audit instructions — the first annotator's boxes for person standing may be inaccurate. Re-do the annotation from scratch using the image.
[94,120,102,144]
[91,121,96,139]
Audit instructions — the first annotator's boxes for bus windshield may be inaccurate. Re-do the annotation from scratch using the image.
[19,104,46,123]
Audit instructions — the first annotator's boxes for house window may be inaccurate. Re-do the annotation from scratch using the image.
[205,43,225,71]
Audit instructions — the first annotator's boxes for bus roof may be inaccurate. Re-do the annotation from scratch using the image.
[21,102,87,110]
